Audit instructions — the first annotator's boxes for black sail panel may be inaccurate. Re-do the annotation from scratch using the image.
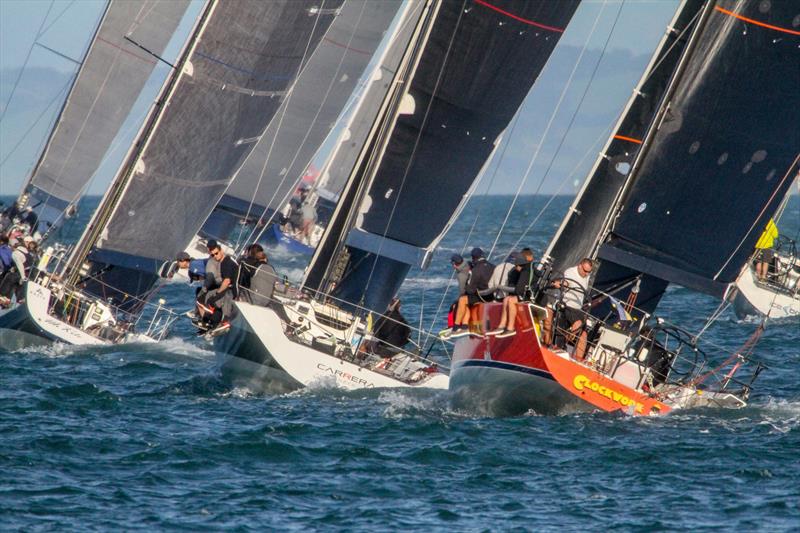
[313,0,581,312]
[545,0,704,275]
[598,0,800,298]
[93,0,341,263]
[358,0,580,247]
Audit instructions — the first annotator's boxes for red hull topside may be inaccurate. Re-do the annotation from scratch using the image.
[451,301,548,371]
[450,302,672,416]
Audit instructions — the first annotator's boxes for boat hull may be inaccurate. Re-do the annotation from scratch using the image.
[732,266,799,319]
[262,224,314,255]
[0,282,107,349]
[215,301,449,393]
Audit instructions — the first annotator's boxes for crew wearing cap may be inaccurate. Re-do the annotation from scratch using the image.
[450,253,470,296]
[174,251,206,283]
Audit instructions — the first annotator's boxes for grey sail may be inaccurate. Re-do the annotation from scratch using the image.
[18,0,190,234]
[584,0,800,312]
[201,0,403,242]
[68,0,343,310]
[305,0,582,312]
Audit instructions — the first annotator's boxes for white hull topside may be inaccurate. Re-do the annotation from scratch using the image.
[215,300,449,393]
[733,265,799,319]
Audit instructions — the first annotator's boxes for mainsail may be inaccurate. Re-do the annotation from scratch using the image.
[304,0,581,312]
[554,0,800,312]
[202,0,404,243]
[17,0,190,234]
[66,0,343,310]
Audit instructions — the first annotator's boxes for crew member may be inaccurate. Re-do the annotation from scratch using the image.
[372,297,411,356]
[442,247,494,338]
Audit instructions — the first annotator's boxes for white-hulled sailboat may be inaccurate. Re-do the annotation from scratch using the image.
[0,0,345,348]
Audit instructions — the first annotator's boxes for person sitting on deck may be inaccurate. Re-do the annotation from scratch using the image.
[486,252,541,338]
[197,241,238,334]
[445,253,471,328]
[441,247,495,339]
[236,244,263,294]
[372,297,411,357]
[488,251,520,300]
[551,258,593,361]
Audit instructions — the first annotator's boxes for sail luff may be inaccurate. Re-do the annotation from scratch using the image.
[303,0,439,293]
[18,1,111,203]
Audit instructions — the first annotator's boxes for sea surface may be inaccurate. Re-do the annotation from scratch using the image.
[1,195,798,531]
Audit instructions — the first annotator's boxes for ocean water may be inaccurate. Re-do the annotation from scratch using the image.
[1,195,798,531]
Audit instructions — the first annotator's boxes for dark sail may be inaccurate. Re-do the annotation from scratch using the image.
[19,0,190,234]
[203,0,403,242]
[545,0,705,275]
[305,0,581,312]
[71,0,343,309]
[595,0,800,301]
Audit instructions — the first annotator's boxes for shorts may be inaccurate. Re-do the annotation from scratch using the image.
[563,306,584,326]
[466,293,482,306]
[759,248,774,263]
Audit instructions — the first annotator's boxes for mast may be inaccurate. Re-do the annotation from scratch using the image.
[64,0,216,281]
[303,0,440,296]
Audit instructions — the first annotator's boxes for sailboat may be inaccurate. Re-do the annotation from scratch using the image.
[449,0,800,416]
[0,0,344,348]
[730,181,800,319]
[4,0,190,240]
[185,0,403,259]
[214,0,583,393]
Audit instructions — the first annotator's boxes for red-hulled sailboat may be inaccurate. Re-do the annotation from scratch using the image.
[450,0,799,416]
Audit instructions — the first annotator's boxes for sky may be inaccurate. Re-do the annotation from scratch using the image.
[0,0,680,197]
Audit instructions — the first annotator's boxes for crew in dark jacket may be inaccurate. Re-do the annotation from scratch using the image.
[373,298,411,356]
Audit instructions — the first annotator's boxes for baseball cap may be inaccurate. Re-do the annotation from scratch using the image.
[470,247,484,259]
[450,253,463,265]
[176,251,191,262]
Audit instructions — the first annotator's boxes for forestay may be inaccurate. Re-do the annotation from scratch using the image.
[19,0,190,233]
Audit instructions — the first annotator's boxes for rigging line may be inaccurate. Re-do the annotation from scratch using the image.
[38,0,78,39]
[501,1,627,262]
[237,0,372,253]
[359,0,470,306]
[715,154,800,280]
[488,0,615,260]
[0,76,73,169]
[232,0,336,252]
[0,0,56,126]
[507,122,616,255]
